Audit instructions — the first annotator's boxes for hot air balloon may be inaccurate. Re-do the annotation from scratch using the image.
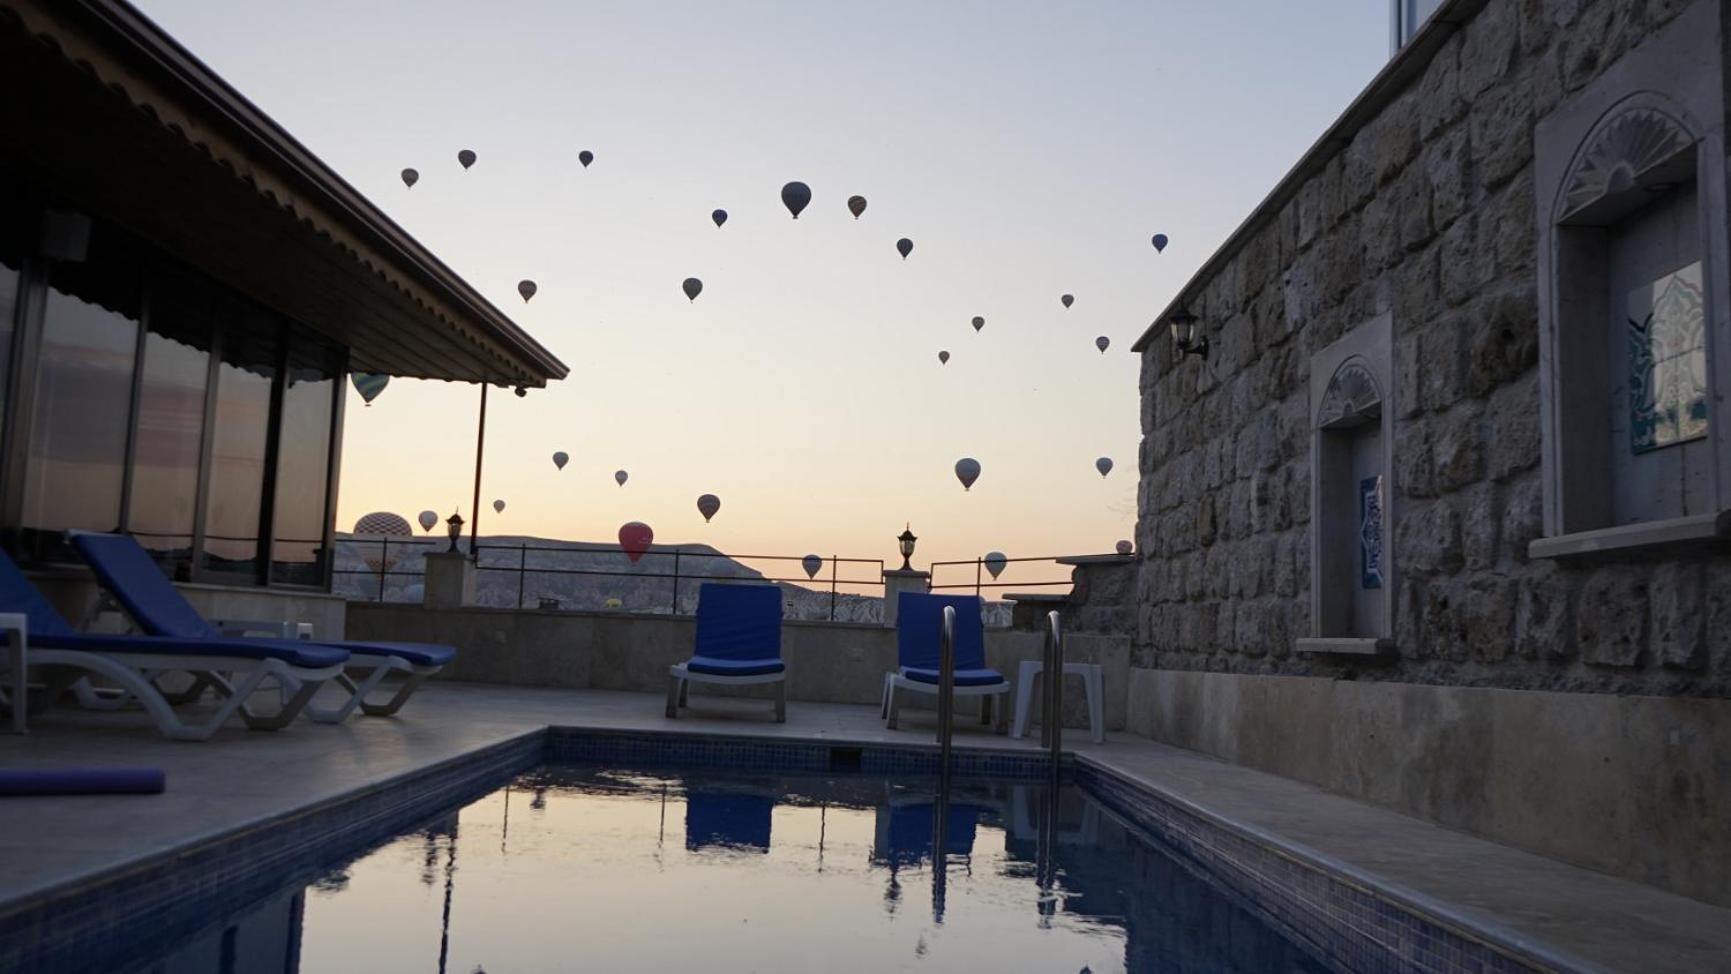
[781,181,811,219]
[614,470,629,487]
[1061,294,1074,308]
[802,554,823,579]
[712,209,728,228]
[938,350,950,365]
[350,373,389,406]
[618,521,653,563]
[1096,457,1114,477]
[847,195,867,219]
[1096,336,1110,353]
[458,149,476,169]
[682,277,703,302]
[552,451,569,470]
[518,280,537,302]
[417,510,439,533]
[896,238,913,260]
[955,458,981,491]
[493,499,506,514]
[971,316,984,333]
[578,150,594,168]
[354,511,413,575]
[696,493,720,522]
[1116,540,1134,555]
[1152,233,1169,253]
[983,551,1007,579]
[400,168,419,188]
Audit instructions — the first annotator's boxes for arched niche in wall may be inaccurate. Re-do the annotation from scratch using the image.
[1533,76,1731,557]
[1301,313,1395,656]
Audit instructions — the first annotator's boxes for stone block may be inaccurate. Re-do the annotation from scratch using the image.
[1577,565,1650,667]
[1420,316,1468,410]
[1392,245,1440,338]
[1360,190,1400,270]
[1500,476,1544,563]
[1197,492,1218,547]
[1515,566,1574,659]
[1461,482,1501,571]
[1470,83,1534,189]
[1400,499,1464,574]
[1460,575,1518,661]
[1649,563,1706,670]
[1434,407,1485,492]
[1417,34,1465,139]
[1273,533,1298,597]
[1459,0,1517,98]
[1423,128,1471,231]
[1488,375,1542,480]
[1395,330,1425,419]
[1468,285,1539,397]
[1439,215,1479,308]
[1370,99,1420,185]
[1394,417,1436,498]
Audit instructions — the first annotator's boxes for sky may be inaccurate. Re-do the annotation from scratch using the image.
[136,0,1388,589]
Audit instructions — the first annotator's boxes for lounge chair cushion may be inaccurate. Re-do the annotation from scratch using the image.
[900,666,1006,688]
[322,641,457,667]
[70,532,220,639]
[690,584,782,664]
[686,655,785,677]
[32,632,348,669]
[896,592,988,671]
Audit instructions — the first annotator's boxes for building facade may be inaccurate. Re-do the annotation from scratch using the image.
[1131,0,1729,905]
[0,1,566,601]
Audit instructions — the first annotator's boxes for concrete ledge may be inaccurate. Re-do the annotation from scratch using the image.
[1528,509,1731,559]
[1295,636,1393,656]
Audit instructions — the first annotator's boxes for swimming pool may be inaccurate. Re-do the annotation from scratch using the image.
[42,761,1328,973]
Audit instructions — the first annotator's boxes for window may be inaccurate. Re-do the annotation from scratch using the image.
[1391,0,1445,52]
[18,226,142,561]
[1302,314,1395,654]
[127,274,214,580]
[270,331,339,586]
[1533,90,1730,557]
[198,308,278,582]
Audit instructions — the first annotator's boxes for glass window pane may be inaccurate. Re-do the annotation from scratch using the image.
[270,333,336,586]
[20,227,141,561]
[199,309,277,581]
[128,279,213,580]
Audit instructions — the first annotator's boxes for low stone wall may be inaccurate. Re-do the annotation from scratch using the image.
[346,602,1133,730]
[29,570,349,640]
[1123,667,1731,907]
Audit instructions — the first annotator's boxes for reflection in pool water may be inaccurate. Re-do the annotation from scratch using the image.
[283,767,1328,973]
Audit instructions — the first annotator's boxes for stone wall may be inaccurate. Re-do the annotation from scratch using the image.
[1135,0,1730,697]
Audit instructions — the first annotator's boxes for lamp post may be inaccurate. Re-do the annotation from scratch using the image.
[1169,307,1208,359]
[446,511,464,554]
[897,525,918,572]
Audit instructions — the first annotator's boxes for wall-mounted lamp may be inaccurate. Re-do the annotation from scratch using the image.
[445,511,465,553]
[897,525,918,571]
[1169,308,1208,359]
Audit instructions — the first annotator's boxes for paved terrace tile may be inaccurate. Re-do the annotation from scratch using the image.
[0,682,1726,973]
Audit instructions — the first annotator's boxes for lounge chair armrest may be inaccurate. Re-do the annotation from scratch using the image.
[211,618,315,640]
[0,613,26,639]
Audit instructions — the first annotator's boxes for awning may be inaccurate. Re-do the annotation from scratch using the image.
[0,0,568,387]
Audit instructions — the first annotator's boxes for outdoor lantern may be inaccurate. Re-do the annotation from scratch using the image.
[1169,307,1208,359]
[897,525,918,571]
[445,511,464,553]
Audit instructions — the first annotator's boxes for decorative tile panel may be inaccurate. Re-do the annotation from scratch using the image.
[1360,475,1385,590]
[1628,261,1709,453]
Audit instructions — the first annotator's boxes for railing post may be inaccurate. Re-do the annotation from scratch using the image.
[377,536,388,602]
[1043,610,1064,765]
[937,604,956,749]
[671,547,681,614]
[829,555,838,621]
[974,557,982,598]
[517,543,526,609]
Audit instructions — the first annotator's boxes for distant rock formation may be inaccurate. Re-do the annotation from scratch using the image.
[333,533,1011,626]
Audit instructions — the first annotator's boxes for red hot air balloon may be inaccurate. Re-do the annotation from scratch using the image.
[618,521,653,563]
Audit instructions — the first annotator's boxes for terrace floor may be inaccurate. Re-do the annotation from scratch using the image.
[1,682,1726,973]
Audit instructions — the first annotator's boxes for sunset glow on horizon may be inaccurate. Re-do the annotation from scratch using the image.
[135,0,1387,576]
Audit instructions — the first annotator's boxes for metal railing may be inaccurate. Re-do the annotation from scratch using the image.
[926,554,1086,596]
[332,537,885,620]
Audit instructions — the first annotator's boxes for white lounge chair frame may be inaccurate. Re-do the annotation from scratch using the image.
[666,662,787,723]
[881,670,1010,734]
[203,620,442,723]
[0,627,343,742]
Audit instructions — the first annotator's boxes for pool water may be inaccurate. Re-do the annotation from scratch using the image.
[286,766,1327,973]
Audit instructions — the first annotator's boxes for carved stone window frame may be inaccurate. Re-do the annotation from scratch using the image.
[1532,3,1731,559]
[1300,312,1395,657]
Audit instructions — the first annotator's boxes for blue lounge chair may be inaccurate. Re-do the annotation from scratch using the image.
[666,583,785,722]
[882,592,1010,733]
[0,548,346,740]
[70,532,454,722]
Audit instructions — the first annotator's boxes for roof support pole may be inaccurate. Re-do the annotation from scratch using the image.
[469,382,487,562]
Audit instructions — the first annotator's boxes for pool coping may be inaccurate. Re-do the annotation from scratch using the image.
[0,718,1624,974]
